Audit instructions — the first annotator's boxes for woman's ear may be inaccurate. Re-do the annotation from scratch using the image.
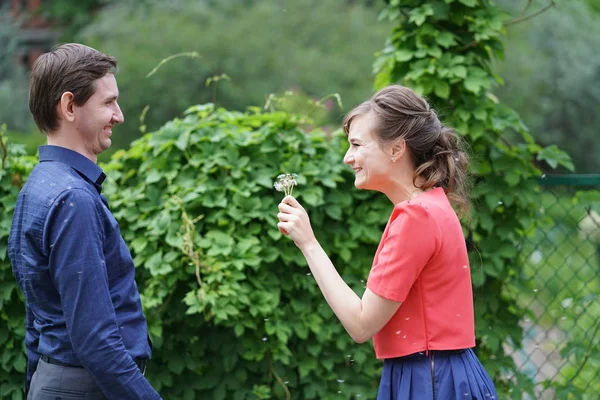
[58,92,76,122]
[390,139,406,163]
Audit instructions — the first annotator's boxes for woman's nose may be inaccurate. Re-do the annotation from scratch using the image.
[343,149,354,165]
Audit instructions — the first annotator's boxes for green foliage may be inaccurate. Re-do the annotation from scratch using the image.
[373,0,573,397]
[1,1,591,398]
[588,0,600,13]
[0,12,34,132]
[550,290,600,400]
[1,104,392,398]
[98,104,391,399]
[519,189,600,398]
[2,131,44,156]
[0,125,37,400]
[1,103,392,398]
[0,76,33,134]
[39,0,119,41]
[77,0,391,150]
[494,0,600,173]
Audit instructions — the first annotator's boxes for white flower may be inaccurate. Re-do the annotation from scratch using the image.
[274,173,298,197]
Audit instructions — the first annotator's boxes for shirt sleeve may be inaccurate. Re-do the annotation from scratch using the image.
[367,202,439,303]
[46,189,161,400]
[25,306,40,394]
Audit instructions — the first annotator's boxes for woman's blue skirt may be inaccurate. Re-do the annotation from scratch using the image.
[376,349,497,400]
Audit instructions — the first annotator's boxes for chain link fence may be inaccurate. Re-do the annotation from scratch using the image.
[508,175,600,399]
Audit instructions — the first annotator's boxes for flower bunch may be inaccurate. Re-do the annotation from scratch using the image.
[274,173,298,197]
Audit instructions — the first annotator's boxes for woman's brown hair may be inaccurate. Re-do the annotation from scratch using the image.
[343,85,470,216]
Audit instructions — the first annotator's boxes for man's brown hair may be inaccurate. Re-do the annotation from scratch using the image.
[29,43,118,133]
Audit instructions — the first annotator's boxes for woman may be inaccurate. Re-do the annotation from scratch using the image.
[276,85,497,399]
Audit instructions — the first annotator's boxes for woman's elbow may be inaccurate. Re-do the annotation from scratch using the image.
[350,332,372,344]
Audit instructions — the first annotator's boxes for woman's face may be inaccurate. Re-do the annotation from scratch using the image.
[343,113,395,192]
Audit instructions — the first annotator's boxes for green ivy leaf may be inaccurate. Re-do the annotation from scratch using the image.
[434,80,450,99]
[394,49,414,62]
[436,32,456,48]
[458,0,478,7]
[537,145,575,171]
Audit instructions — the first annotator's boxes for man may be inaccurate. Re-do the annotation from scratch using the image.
[8,43,162,399]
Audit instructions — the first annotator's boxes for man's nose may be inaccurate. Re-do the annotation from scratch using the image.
[113,102,124,124]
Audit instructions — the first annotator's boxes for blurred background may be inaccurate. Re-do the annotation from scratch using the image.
[1,0,600,171]
[1,1,600,399]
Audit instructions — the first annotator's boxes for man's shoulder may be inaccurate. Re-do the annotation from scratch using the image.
[21,163,98,205]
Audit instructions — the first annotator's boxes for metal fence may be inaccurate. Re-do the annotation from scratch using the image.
[509,175,600,399]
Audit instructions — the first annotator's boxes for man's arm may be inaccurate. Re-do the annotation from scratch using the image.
[47,189,160,400]
[24,306,40,394]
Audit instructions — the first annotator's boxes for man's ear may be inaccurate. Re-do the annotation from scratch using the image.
[390,138,406,163]
[58,92,76,122]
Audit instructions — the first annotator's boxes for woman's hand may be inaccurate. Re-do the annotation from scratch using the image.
[277,196,317,249]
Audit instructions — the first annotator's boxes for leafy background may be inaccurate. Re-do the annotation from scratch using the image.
[1,0,598,399]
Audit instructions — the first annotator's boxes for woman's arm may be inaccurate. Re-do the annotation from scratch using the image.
[277,196,401,343]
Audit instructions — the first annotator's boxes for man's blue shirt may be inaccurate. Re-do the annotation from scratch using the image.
[8,145,161,399]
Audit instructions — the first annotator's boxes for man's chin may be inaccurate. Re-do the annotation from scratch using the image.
[100,138,112,152]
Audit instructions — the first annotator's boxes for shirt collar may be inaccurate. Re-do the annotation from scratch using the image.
[39,145,107,186]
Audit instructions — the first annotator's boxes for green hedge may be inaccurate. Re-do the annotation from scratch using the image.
[0,124,37,400]
[104,104,396,399]
[1,107,398,399]
[0,94,574,399]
